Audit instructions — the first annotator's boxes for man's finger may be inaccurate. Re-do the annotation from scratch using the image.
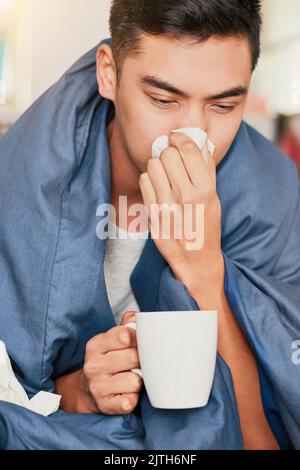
[159,146,193,196]
[139,171,157,213]
[99,392,139,415]
[145,158,174,204]
[100,347,140,374]
[169,132,211,188]
[87,325,136,354]
[120,311,137,326]
[96,371,143,397]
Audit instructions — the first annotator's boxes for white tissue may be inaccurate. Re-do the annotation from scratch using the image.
[152,127,216,159]
[0,341,61,417]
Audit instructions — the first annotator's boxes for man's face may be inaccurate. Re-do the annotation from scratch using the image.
[108,34,252,172]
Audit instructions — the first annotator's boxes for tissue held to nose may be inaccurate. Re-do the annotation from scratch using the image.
[152,127,216,159]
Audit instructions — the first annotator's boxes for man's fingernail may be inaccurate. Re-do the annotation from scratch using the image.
[182,142,196,151]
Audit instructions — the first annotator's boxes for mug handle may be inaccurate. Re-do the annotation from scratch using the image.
[125,322,143,379]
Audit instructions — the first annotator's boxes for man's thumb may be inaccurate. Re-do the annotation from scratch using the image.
[120,311,137,326]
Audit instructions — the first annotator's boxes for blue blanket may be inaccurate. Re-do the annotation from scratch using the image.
[0,39,299,450]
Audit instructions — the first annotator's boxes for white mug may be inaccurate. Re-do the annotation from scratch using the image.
[126,310,218,409]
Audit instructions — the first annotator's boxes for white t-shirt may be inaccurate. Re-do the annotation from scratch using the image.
[104,223,149,326]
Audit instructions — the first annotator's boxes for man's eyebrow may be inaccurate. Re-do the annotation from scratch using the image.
[139,74,248,100]
[138,75,189,98]
[206,86,248,100]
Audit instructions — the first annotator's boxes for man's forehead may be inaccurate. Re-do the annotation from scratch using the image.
[127,34,252,95]
[136,32,251,58]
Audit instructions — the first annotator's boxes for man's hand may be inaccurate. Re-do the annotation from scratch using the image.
[55,311,143,415]
[139,131,224,297]
[139,132,279,449]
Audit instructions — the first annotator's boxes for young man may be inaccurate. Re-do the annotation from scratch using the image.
[0,1,299,450]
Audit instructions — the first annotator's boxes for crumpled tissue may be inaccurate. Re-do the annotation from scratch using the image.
[152,127,216,159]
[0,341,61,417]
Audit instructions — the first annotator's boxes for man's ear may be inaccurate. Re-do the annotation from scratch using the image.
[96,44,117,102]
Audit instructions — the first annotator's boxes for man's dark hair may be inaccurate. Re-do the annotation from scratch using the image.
[109,0,262,76]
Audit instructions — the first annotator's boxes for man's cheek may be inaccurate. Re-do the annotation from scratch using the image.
[210,139,231,165]
[212,125,243,164]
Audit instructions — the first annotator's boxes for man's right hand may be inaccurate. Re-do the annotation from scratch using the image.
[55,311,144,415]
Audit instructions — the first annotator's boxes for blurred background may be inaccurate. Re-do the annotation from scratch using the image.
[0,0,300,174]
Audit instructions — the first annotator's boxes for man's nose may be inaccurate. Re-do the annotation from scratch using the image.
[177,107,208,132]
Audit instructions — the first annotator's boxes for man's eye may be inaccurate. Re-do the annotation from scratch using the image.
[213,105,235,113]
[151,97,175,107]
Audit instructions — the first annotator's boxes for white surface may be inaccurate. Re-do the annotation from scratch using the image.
[31,0,111,101]
[0,341,61,416]
[126,310,218,409]
[152,128,216,159]
[249,0,300,116]
[262,0,300,47]
[2,0,112,114]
